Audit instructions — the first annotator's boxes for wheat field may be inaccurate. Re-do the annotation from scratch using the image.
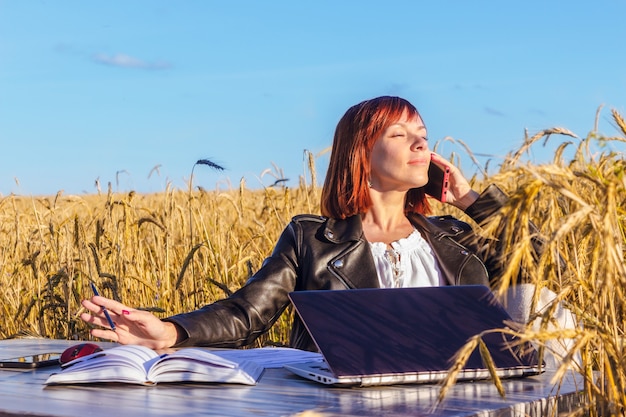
[2,110,626,415]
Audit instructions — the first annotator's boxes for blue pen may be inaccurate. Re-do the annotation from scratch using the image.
[90,282,116,331]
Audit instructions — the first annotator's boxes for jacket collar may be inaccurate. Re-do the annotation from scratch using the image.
[322,215,364,243]
[407,212,470,238]
[322,212,466,242]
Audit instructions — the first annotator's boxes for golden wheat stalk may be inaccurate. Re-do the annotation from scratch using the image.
[611,109,626,137]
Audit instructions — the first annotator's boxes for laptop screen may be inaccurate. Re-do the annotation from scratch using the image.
[288,286,539,378]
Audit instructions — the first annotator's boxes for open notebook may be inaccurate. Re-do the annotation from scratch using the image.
[285,285,542,386]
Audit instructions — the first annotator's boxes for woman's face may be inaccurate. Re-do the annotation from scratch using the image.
[369,111,430,192]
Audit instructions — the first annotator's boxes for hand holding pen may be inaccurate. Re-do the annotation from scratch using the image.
[81,289,180,350]
[89,283,116,331]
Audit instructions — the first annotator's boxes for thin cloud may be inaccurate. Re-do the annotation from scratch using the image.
[484,107,506,117]
[92,53,171,70]
[529,108,547,117]
[386,82,410,95]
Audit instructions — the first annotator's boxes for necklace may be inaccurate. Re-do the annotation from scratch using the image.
[384,248,404,287]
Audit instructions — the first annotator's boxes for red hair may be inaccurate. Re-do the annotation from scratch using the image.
[321,96,431,219]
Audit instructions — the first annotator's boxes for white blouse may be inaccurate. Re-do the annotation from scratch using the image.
[369,229,444,288]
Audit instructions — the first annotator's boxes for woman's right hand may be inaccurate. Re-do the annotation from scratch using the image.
[80,296,180,350]
[430,152,479,211]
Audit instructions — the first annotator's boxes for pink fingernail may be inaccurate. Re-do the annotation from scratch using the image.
[122,310,130,315]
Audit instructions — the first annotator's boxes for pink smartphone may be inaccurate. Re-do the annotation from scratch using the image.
[424,161,450,202]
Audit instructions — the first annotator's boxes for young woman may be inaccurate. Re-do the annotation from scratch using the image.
[81,96,530,352]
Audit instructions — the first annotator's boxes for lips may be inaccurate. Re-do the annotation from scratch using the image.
[407,158,428,166]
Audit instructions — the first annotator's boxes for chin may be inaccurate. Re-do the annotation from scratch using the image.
[415,179,429,188]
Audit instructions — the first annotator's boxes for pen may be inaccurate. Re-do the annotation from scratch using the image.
[90,282,116,331]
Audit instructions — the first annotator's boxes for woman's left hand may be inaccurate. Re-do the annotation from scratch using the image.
[430,152,479,211]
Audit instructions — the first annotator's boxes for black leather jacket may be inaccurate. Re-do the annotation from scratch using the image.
[167,184,518,351]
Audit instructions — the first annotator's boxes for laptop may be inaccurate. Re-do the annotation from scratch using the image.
[285,285,542,386]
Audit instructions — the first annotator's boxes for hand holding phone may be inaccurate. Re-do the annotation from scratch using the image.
[424,160,450,203]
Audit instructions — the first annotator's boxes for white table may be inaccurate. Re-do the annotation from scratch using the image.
[0,339,585,416]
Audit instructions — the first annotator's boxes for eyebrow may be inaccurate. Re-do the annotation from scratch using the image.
[389,122,427,132]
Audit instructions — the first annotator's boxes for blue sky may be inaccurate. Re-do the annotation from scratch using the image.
[1,1,625,196]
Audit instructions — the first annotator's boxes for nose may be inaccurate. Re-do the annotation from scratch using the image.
[411,135,428,151]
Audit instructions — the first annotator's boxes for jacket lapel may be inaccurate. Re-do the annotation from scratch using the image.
[407,213,487,286]
[322,216,380,289]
